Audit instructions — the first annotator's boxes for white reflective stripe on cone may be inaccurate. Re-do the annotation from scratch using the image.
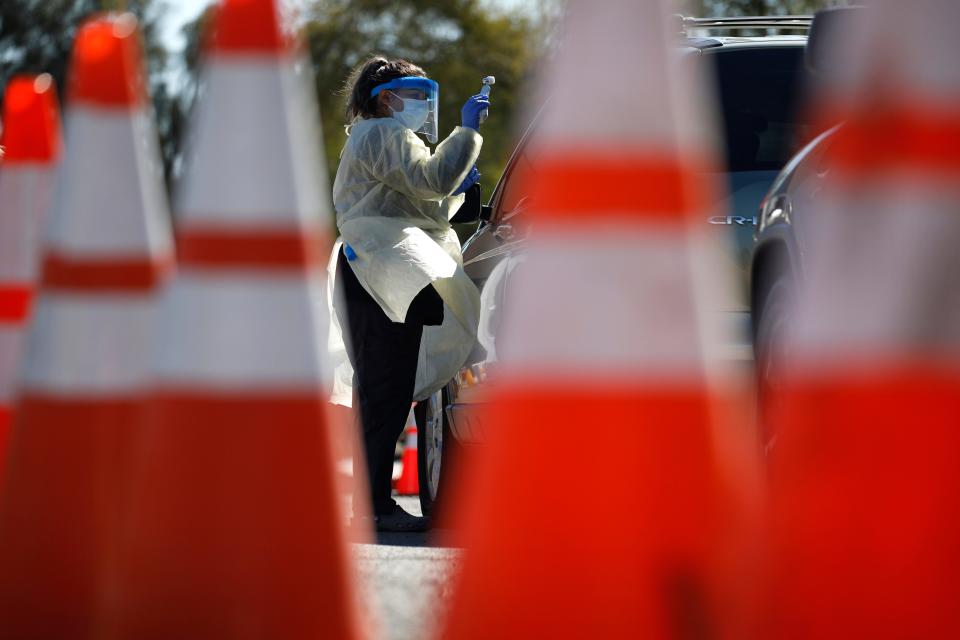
[153,270,332,389]
[499,225,705,381]
[822,0,960,102]
[530,1,716,159]
[791,184,960,368]
[0,167,57,281]
[0,327,23,403]
[19,293,156,395]
[405,414,417,449]
[46,107,171,259]
[177,59,327,228]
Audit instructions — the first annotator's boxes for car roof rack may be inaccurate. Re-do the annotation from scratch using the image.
[682,15,813,33]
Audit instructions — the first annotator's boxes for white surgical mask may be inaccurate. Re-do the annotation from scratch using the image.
[389,96,430,133]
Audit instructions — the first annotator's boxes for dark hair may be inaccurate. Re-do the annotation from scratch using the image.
[342,55,426,121]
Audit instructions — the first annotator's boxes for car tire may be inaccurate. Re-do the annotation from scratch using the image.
[415,387,456,517]
[754,273,791,455]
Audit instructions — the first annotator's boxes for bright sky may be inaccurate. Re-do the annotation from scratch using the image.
[160,0,210,52]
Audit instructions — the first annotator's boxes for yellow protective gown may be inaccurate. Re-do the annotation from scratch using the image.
[328,117,483,404]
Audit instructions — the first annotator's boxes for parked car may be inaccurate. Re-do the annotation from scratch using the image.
[750,7,860,450]
[417,15,818,514]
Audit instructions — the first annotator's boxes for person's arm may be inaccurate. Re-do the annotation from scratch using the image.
[364,123,481,202]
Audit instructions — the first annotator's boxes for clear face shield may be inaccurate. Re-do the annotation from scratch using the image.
[371,76,439,144]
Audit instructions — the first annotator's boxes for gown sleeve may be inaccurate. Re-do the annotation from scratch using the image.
[361,122,482,202]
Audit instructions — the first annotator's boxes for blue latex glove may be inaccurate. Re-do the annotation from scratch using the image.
[452,165,481,196]
[461,94,491,131]
[344,243,357,261]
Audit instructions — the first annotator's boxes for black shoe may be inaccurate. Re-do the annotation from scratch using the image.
[373,504,430,532]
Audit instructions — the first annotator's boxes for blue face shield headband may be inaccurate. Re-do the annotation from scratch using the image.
[371,76,439,144]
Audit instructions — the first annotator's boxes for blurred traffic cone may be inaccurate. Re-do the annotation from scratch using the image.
[395,405,419,495]
[438,2,758,639]
[766,3,960,637]
[114,1,364,638]
[0,14,173,638]
[0,74,61,478]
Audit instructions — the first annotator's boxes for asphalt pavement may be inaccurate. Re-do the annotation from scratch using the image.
[353,496,460,640]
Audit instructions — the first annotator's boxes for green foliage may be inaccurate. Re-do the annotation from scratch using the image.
[161,5,216,186]
[0,0,169,92]
[0,0,179,185]
[301,0,546,194]
[0,1,102,97]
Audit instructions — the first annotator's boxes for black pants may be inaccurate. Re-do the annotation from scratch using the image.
[336,251,443,516]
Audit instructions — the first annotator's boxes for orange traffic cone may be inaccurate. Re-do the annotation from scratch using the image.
[0,74,61,473]
[766,3,960,637]
[437,1,757,638]
[395,405,419,496]
[0,14,173,638]
[114,1,365,638]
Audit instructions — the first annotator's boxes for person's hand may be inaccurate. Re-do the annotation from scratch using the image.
[452,165,481,195]
[461,94,490,131]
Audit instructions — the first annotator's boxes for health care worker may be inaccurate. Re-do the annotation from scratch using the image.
[331,56,486,532]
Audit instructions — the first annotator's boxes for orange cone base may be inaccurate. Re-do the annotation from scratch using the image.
[441,384,740,640]
[396,447,419,495]
[0,403,9,453]
[0,405,12,506]
[767,369,960,638]
[0,396,142,638]
[117,392,362,639]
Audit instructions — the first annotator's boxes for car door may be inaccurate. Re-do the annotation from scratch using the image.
[461,123,537,285]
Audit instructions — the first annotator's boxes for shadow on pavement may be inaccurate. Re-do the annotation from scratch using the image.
[375,531,432,547]
[374,529,460,548]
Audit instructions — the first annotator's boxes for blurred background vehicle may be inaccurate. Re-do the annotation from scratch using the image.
[751,7,860,451]
[750,124,837,450]
[417,14,821,513]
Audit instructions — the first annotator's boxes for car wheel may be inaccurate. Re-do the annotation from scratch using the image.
[755,274,791,455]
[416,388,450,517]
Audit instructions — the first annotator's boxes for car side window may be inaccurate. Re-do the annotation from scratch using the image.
[493,148,535,222]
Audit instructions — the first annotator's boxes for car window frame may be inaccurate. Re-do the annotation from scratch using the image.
[487,103,546,225]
